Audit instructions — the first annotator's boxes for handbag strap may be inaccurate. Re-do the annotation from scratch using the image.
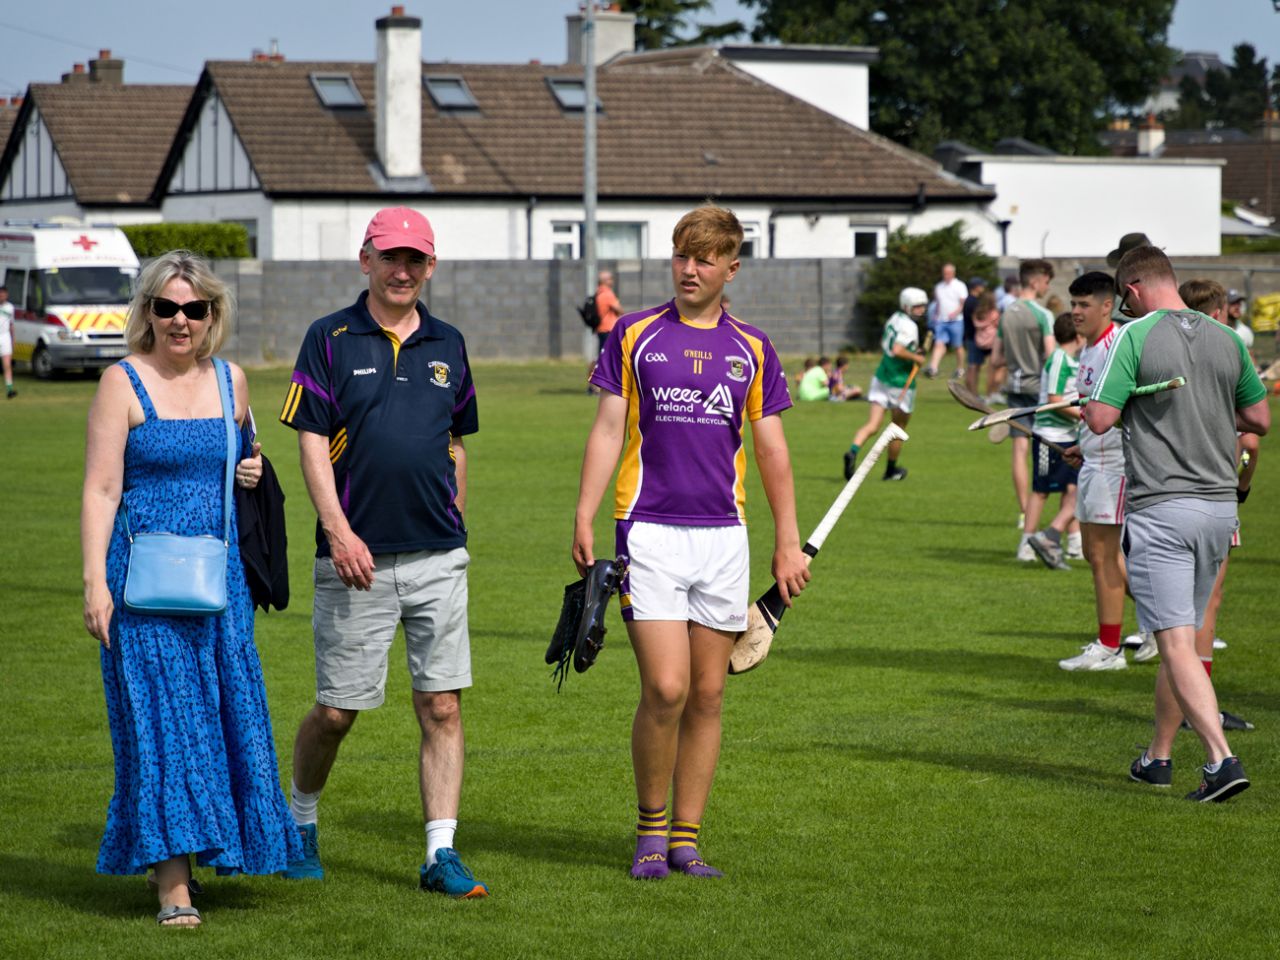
[122,359,237,545]
[214,357,236,546]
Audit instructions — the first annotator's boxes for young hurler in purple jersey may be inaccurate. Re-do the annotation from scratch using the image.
[572,205,810,879]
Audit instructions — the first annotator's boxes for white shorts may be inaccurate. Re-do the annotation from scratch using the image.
[1075,467,1125,525]
[866,375,916,415]
[616,521,749,632]
[0,331,12,356]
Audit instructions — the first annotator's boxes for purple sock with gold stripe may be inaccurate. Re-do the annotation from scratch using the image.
[669,820,724,878]
[630,805,668,879]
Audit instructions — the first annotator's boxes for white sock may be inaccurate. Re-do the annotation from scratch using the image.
[426,819,458,866]
[1067,531,1082,553]
[290,782,321,826]
[1205,759,1225,775]
[1019,533,1031,546]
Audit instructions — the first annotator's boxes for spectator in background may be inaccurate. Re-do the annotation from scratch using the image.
[993,259,1057,555]
[1226,290,1257,369]
[926,263,967,379]
[0,285,14,398]
[588,271,624,393]
[966,290,1000,400]
[827,355,863,401]
[798,356,833,401]
[997,276,1021,313]
[962,276,986,354]
[794,356,817,393]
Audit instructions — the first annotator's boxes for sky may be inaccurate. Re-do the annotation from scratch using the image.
[0,0,1276,98]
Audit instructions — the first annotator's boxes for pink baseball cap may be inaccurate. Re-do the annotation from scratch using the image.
[363,206,435,255]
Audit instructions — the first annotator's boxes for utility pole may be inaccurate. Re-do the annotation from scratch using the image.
[582,2,598,360]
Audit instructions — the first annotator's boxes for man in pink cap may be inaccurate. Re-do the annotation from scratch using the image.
[278,207,489,897]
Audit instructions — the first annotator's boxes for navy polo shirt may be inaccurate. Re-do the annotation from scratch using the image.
[280,291,478,557]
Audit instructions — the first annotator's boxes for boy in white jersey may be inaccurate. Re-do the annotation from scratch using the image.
[573,206,809,879]
[843,287,928,481]
[1058,272,1132,671]
[1022,313,1080,570]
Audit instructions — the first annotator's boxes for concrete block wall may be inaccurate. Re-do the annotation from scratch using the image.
[212,256,876,365]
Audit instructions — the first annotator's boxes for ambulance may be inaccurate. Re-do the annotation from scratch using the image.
[0,222,140,378]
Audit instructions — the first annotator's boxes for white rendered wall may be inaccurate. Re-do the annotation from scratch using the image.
[729,61,870,130]
[1,107,70,201]
[974,157,1223,258]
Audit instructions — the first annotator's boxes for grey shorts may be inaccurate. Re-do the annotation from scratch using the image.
[1122,498,1237,632]
[312,548,472,709]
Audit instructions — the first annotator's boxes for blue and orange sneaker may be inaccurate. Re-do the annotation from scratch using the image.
[1186,757,1250,803]
[420,848,489,899]
[281,823,324,880]
[1129,753,1172,788]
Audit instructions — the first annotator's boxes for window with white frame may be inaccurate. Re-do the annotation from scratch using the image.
[597,222,643,259]
[851,223,888,258]
[739,221,761,258]
[552,221,579,260]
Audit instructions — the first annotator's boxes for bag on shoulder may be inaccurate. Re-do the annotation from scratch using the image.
[578,295,601,329]
[122,358,236,617]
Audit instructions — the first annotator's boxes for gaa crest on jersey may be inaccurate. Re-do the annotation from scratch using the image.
[429,360,452,388]
[726,355,748,383]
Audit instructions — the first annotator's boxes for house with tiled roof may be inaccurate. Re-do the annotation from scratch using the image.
[152,7,994,260]
[1164,120,1280,223]
[0,52,191,223]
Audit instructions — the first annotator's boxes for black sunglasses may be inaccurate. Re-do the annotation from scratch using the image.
[151,297,211,320]
[1115,279,1140,318]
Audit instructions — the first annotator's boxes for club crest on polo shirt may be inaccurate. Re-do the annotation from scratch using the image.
[726,356,747,382]
[429,360,452,387]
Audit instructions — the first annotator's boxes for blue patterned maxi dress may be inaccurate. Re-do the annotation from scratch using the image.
[97,360,301,875]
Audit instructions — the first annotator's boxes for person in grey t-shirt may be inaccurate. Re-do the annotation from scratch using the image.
[1084,246,1269,803]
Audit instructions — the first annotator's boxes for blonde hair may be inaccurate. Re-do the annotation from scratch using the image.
[1178,278,1227,317]
[124,250,233,360]
[672,205,743,260]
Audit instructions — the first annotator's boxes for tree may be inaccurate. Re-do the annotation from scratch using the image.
[615,0,745,50]
[742,0,1176,155]
[856,222,995,341]
[1164,44,1272,134]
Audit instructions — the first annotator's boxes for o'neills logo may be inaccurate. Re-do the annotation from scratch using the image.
[429,360,452,387]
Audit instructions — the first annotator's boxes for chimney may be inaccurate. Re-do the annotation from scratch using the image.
[89,49,124,84]
[376,6,423,180]
[1262,109,1280,143]
[61,63,89,84]
[1136,113,1165,156]
[566,5,636,65]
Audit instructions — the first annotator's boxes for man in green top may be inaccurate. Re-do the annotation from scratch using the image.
[843,287,927,481]
[1084,246,1270,802]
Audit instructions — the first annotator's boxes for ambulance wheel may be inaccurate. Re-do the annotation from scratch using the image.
[31,345,55,380]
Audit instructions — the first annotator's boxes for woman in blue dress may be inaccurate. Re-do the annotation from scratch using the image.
[81,251,300,927]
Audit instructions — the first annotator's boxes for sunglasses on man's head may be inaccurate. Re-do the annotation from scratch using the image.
[151,297,211,320]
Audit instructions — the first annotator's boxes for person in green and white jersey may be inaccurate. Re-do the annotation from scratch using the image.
[1022,313,1081,571]
[843,287,927,482]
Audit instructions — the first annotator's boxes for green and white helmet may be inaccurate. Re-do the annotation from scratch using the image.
[899,287,928,311]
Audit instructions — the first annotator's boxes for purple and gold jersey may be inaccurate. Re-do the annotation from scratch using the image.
[590,300,791,527]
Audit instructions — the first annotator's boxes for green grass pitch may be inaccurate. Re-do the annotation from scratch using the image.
[1,359,1276,959]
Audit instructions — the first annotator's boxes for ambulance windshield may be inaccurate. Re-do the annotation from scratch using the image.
[36,267,134,306]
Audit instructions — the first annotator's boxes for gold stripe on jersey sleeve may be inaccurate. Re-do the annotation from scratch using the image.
[726,319,769,421]
[280,382,301,424]
[614,312,665,518]
[329,434,348,464]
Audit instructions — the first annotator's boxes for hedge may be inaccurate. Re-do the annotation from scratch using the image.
[121,222,252,259]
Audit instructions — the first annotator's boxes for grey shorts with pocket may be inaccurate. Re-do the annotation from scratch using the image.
[1122,498,1237,632]
[312,548,472,709]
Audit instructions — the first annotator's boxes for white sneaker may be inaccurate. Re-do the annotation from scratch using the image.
[1065,545,1084,560]
[1059,641,1128,672]
[1213,637,1227,650]
[1122,633,1144,649]
[1016,540,1035,562]
[1132,632,1159,663]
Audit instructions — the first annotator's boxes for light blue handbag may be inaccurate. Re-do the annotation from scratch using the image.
[122,358,237,616]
